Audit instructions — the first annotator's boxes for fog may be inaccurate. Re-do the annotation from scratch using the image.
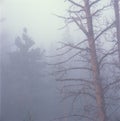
[1,0,120,121]
[1,0,67,49]
[0,0,70,121]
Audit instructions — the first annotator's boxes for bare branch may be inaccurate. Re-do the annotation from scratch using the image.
[57,39,87,50]
[99,49,117,66]
[52,114,94,121]
[90,0,101,7]
[92,5,110,16]
[46,40,87,59]
[57,78,93,85]
[46,48,72,58]
[62,90,95,101]
[68,9,83,13]
[108,104,120,120]
[60,83,94,94]
[56,67,92,73]
[60,41,88,51]
[47,51,80,65]
[72,17,88,36]
[95,22,115,41]
[68,0,84,9]
[104,79,120,91]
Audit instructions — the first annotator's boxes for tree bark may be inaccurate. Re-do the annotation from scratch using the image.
[114,0,120,63]
[84,0,107,121]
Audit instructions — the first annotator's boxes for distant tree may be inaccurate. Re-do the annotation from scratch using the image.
[9,28,44,80]
[1,28,45,121]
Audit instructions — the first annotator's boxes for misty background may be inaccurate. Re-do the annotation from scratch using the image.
[1,0,120,121]
[0,0,70,121]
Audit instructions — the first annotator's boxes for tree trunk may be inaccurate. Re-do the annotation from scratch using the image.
[114,0,120,63]
[84,0,107,121]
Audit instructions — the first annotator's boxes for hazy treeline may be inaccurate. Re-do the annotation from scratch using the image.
[1,28,64,121]
[1,0,120,121]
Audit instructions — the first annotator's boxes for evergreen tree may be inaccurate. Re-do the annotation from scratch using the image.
[1,28,45,121]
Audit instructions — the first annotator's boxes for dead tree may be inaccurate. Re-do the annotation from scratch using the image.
[51,0,120,121]
[113,0,120,63]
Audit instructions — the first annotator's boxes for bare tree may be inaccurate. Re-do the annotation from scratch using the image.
[51,0,120,121]
[113,0,120,63]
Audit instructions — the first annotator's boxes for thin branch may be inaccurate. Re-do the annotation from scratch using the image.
[47,51,80,65]
[95,22,115,41]
[68,0,84,9]
[90,0,101,7]
[60,83,94,94]
[72,17,88,36]
[99,49,117,66]
[60,41,88,51]
[52,114,94,121]
[57,39,87,50]
[92,5,110,16]
[68,9,83,13]
[46,48,72,58]
[104,79,120,91]
[56,67,92,73]
[108,104,120,120]
[62,90,95,101]
[57,78,93,85]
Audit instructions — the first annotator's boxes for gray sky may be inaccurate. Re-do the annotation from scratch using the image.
[0,0,112,50]
[1,0,67,49]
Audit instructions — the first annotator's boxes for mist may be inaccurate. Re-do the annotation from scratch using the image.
[1,0,120,121]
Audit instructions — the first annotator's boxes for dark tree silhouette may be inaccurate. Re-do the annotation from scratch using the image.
[1,28,45,121]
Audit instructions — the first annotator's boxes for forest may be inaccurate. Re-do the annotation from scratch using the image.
[0,0,120,121]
